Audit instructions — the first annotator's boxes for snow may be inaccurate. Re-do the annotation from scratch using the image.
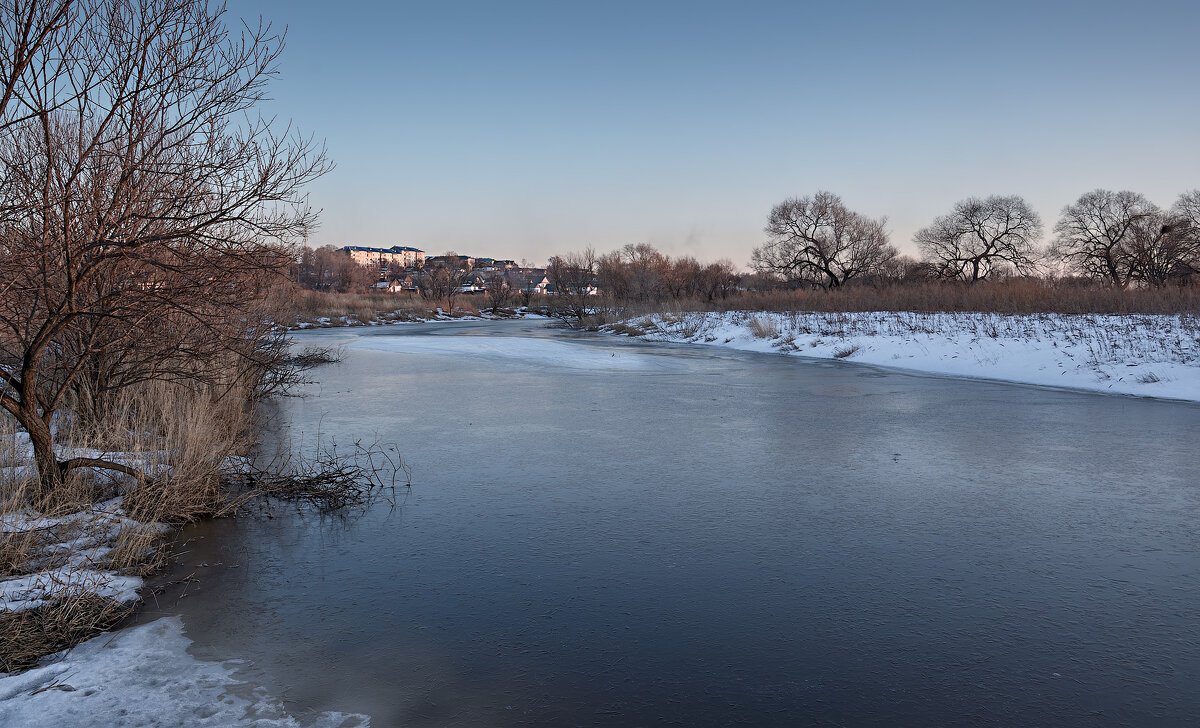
[351,334,670,371]
[0,569,142,612]
[1,499,168,614]
[0,617,369,727]
[291,308,547,330]
[1,416,373,724]
[618,311,1200,402]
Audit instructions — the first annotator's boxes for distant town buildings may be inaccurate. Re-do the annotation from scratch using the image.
[342,245,425,268]
[338,244,546,295]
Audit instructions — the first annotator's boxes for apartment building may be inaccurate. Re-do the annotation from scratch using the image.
[342,245,426,268]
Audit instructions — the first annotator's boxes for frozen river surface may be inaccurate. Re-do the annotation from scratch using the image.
[146,320,1200,727]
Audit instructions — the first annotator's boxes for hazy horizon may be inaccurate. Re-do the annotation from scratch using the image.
[247,0,1200,267]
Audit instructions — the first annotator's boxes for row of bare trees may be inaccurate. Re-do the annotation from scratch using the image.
[294,245,379,292]
[751,190,1200,288]
[596,244,741,303]
[0,0,326,496]
[1050,190,1200,287]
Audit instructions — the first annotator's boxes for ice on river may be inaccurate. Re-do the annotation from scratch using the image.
[0,617,368,727]
[351,334,668,371]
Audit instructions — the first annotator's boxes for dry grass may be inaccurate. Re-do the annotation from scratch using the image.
[0,381,253,671]
[750,280,1200,315]
[604,320,652,337]
[0,593,134,673]
[748,316,780,339]
[287,289,490,327]
[57,382,254,524]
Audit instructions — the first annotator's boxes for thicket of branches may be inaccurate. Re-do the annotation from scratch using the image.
[0,0,327,498]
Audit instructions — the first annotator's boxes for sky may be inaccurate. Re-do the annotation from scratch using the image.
[243,0,1200,268]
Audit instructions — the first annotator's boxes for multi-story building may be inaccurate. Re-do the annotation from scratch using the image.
[342,245,425,268]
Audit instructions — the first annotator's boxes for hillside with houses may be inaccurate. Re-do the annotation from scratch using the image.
[295,244,558,298]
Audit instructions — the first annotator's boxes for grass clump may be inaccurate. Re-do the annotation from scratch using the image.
[0,593,135,673]
[748,316,780,339]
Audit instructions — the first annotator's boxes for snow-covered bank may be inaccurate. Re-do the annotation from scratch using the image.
[613,311,1200,402]
[0,617,368,727]
[291,307,547,330]
[0,498,164,614]
[0,432,177,617]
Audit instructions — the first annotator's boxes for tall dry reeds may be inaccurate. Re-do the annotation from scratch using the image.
[285,289,501,327]
[289,290,431,324]
[599,279,1200,318]
[0,593,135,673]
[0,378,260,670]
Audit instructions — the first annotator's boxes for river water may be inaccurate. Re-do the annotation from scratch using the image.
[141,320,1200,727]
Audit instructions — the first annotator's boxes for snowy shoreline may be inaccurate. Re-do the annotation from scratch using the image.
[0,617,367,727]
[290,307,547,330]
[608,310,1200,403]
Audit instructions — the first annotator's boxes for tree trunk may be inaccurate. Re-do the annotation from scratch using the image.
[23,409,64,500]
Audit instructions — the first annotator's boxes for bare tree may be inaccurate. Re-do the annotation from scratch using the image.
[915,195,1043,281]
[1175,189,1200,229]
[547,248,598,326]
[1162,190,1200,284]
[751,191,897,289]
[696,260,740,301]
[663,256,702,299]
[1051,190,1157,286]
[0,0,328,495]
[596,250,629,300]
[622,243,668,300]
[417,260,465,311]
[0,1,76,130]
[1123,197,1200,287]
[294,245,377,292]
[484,270,510,314]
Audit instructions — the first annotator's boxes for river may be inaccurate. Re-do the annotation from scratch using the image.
[139,319,1200,727]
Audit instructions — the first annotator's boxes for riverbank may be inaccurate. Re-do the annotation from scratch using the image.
[604,310,1200,402]
[0,616,368,727]
[291,305,546,330]
[0,375,397,725]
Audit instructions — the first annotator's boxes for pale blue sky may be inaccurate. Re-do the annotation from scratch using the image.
[244,0,1200,266]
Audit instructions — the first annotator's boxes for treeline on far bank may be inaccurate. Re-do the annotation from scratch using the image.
[291,187,1200,322]
[288,247,1200,326]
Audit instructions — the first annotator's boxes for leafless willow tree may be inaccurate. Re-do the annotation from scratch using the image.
[914,195,1043,281]
[0,0,329,495]
[1051,189,1200,287]
[1151,190,1200,285]
[1050,189,1156,286]
[1124,194,1200,287]
[751,191,897,289]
